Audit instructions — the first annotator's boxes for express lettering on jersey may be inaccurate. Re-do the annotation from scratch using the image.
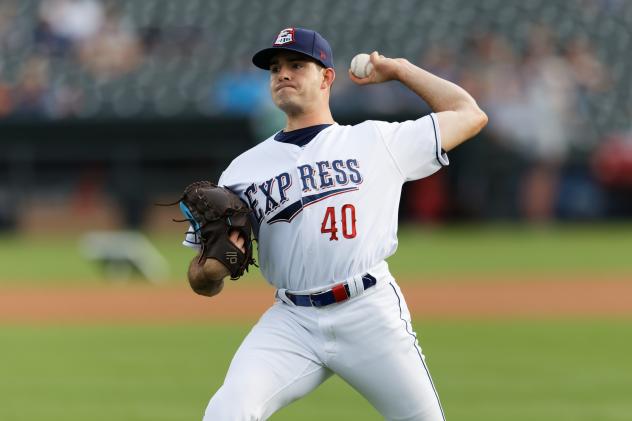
[244,159,362,225]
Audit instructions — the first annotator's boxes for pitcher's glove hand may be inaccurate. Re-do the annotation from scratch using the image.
[178,181,255,280]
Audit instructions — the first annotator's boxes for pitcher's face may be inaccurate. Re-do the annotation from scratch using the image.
[269,51,327,116]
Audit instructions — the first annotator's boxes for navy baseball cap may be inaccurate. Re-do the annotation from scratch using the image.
[252,27,334,70]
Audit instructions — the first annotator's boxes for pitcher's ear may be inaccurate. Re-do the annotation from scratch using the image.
[322,67,335,89]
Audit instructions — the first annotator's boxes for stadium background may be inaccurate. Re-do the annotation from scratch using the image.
[1,1,631,420]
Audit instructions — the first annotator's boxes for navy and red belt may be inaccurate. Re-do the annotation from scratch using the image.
[285,273,377,307]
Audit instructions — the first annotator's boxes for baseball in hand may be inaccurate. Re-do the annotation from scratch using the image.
[350,53,374,79]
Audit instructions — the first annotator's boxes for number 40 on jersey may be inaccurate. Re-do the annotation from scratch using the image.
[321,204,356,241]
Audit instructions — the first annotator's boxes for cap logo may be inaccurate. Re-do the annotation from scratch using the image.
[274,28,295,46]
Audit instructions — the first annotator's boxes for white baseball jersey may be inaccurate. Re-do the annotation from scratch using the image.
[184,113,448,292]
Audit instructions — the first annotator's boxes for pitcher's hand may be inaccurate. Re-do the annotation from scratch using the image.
[349,51,409,85]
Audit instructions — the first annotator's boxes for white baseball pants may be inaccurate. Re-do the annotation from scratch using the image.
[203,275,446,421]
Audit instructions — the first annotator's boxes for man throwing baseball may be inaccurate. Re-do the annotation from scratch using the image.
[184,27,487,420]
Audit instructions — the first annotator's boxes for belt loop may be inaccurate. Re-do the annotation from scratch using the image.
[347,276,363,298]
[347,278,358,298]
[276,289,295,306]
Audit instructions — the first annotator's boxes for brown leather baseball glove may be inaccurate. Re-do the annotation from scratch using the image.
[178,181,255,280]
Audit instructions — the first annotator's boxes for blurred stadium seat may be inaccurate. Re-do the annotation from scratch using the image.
[0,0,628,133]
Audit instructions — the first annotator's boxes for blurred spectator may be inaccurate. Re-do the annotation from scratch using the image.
[12,55,51,116]
[514,25,574,221]
[563,36,610,148]
[212,61,269,115]
[39,0,104,42]
[0,76,12,117]
[48,83,84,118]
[591,131,632,217]
[0,1,18,48]
[36,0,104,55]
[78,6,143,81]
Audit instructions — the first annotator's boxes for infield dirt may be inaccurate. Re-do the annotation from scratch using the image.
[1,276,631,323]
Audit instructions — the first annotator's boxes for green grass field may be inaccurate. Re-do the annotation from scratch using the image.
[1,321,630,421]
[1,224,631,420]
[2,223,632,284]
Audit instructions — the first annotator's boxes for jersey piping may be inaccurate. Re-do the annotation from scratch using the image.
[430,113,449,167]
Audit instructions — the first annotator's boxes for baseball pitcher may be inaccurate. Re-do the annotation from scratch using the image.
[181,27,487,420]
